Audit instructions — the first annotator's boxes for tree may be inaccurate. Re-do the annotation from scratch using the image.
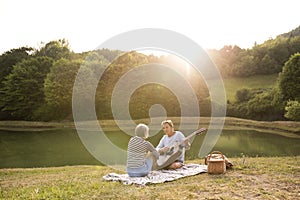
[43,58,82,120]
[267,37,290,67]
[246,91,277,120]
[0,47,34,119]
[278,53,300,101]
[230,54,256,77]
[284,100,300,121]
[36,39,71,61]
[208,45,243,77]
[235,88,251,103]
[288,36,300,55]
[0,57,53,120]
[228,88,285,121]
[258,54,280,74]
[96,51,149,119]
[94,48,122,62]
[0,47,33,87]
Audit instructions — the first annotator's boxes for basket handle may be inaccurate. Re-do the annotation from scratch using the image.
[207,151,225,160]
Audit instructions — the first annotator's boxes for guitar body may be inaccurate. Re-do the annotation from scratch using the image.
[154,128,207,170]
[156,145,183,170]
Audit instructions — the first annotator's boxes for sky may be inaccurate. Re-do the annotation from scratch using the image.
[1,0,300,54]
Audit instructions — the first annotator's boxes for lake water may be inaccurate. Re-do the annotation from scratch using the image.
[0,129,299,168]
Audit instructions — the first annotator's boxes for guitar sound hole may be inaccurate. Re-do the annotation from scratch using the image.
[167,147,174,155]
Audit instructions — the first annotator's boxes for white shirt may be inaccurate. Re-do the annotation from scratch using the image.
[156,131,186,162]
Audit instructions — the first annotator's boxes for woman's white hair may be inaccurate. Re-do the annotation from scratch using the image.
[135,123,149,138]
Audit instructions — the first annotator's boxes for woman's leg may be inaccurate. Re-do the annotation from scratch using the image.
[126,159,152,177]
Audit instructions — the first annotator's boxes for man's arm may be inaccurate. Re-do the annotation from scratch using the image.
[156,136,165,149]
[156,136,169,154]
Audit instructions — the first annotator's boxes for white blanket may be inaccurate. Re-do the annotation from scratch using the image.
[102,163,207,185]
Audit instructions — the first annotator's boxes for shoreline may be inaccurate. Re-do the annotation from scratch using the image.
[0,117,299,137]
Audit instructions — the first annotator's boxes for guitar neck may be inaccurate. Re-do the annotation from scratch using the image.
[175,129,204,147]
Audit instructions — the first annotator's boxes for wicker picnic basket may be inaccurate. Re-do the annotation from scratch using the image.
[206,151,226,174]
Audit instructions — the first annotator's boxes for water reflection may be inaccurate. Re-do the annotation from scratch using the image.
[186,130,300,159]
[0,129,299,168]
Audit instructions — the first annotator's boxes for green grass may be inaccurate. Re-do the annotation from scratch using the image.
[1,156,299,199]
[222,74,278,102]
[0,116,299,199]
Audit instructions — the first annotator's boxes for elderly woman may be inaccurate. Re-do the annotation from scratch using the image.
[126,123,159,177]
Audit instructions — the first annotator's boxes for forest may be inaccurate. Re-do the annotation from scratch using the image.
[0,26,300,122]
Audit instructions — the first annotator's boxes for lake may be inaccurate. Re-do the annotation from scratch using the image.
[0,129,299,168]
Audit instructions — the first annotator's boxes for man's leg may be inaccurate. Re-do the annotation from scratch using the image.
[167,161,183,169]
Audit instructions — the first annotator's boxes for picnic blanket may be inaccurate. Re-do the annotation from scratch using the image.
[102,163,207,186]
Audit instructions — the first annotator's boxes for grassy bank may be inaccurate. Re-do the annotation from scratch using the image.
[0,117,299,138]
[0,156,299,199]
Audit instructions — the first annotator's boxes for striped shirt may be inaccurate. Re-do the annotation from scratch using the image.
[127,136,159,168]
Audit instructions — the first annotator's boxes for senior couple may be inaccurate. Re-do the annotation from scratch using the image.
[126,120,190,177]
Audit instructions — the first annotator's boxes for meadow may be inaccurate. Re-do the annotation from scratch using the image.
[221,74,278,102]
[0,156,299,199]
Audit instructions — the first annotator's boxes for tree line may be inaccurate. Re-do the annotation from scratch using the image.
[0,26,300,121]
[208,26,300,121]
[0,40,209,121]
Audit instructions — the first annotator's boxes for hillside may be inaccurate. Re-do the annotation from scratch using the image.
[222,74,278,102]
[0,25,299,122]
[279,25,300,37]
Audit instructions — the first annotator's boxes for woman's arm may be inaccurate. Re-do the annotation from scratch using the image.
[146,141,159,159]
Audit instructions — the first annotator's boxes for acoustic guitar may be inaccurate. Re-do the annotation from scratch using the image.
[155,128,207,170]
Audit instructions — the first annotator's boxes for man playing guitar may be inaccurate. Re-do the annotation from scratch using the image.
[156,120,190,169]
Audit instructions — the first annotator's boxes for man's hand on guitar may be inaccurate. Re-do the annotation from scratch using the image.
[184,139,191,150]
[158,147,170,154]
[179,139,191,150]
